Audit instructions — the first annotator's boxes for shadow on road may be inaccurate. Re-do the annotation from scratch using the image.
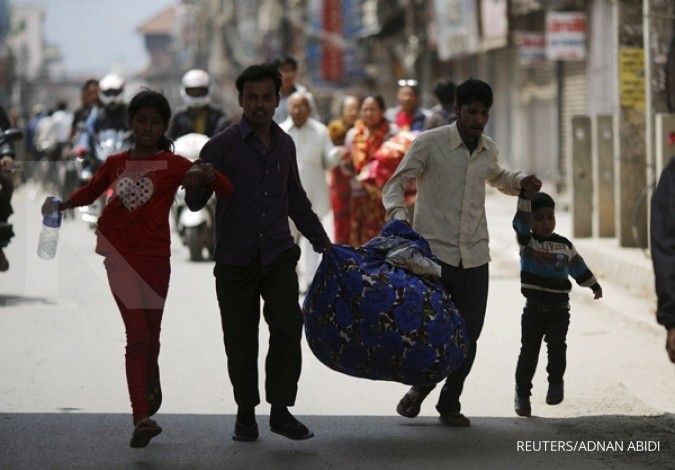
[1,413,672,469]
[0,294,56,307]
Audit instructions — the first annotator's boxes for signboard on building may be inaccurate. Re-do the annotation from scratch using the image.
[480,0,508,51]
[515,31,547,65]
[434,0,479,60]
[619,47,645,109]
[546,11,586,61]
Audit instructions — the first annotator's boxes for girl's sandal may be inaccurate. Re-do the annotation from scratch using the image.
[129,418,162,448]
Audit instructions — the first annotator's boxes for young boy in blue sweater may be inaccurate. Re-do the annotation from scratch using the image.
[512,192,602,417]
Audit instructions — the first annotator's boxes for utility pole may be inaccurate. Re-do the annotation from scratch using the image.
[616,0,647,247]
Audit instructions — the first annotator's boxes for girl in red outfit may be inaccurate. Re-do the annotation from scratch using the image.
[41,90,233,448]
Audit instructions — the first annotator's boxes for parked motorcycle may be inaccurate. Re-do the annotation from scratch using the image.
[77,128,132,226]
[172,133,214,261]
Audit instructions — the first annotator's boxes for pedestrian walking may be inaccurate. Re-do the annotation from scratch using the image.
[345,94,393,246]
[328,95,360,244]
[650,158,675,364]
[424,79,457,130]
[384,79,429,132]
[272,55,309,124]
[280,90,341,292]
[383,78,541,426]
[184,64,331,442]
[512,191,602,417]
[41,90,233,448]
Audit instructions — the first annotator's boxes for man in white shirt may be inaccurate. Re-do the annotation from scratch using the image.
[281,91,342,291]
[383,78,541,427]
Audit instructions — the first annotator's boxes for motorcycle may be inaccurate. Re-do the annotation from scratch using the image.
[0,128,24,272]
[172,133,214,261]
[77,128,132,226]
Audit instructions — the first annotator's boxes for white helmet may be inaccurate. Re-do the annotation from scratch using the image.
[173,133,209,161]
[181,69,211,108]
[99,73,125,106]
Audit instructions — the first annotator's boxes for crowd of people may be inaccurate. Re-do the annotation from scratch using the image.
[0,53,671,451]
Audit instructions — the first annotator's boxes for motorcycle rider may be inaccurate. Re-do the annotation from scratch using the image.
[168,69,230,139]
[0,105,16,271]
[74,73,128,158]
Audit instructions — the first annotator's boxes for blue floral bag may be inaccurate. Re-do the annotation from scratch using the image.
[303,221,469,385]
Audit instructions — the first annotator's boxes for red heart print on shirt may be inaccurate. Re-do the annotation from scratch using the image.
[116,176,154,211]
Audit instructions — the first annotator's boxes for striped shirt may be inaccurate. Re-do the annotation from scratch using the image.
[513,195,600,304]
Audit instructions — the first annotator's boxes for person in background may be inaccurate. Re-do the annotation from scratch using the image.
[385,79,429,132]
[328,95,360,244]
[345,94,393,246]
[425,79,456,130]
[281,90,341,292]
[71,79,100,140]
[650,158,675,364]
[42,90,233,448]
[74,73,128,157]
[272,55,308,124]
[184,64,331,443]
[383,78,541,427]
[0,104,16,271]
[168,69,231,139]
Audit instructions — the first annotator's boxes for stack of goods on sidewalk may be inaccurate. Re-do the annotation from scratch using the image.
[303,221,469,385]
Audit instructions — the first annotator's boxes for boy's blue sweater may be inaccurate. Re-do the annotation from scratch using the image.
[513,195,601,304]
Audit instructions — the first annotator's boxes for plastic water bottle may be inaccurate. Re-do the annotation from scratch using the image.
[37,196,61,260]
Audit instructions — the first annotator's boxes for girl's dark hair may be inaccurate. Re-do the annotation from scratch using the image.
[235,64,282,96]
[128,90,174,152]
[361,93,386,111]
[456,78,493,109]
[531,191,556,212]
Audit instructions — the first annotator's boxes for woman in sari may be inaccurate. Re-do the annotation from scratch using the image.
[344,94,392,246]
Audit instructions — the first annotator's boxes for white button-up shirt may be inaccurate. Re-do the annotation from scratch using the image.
[281,117,340,217]
[382,122,525,268]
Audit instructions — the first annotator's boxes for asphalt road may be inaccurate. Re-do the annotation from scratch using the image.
[1,184,673,469]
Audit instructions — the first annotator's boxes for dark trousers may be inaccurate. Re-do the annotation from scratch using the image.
[515,301,570,397]
[214,245,303,408]
[415,262,489,414]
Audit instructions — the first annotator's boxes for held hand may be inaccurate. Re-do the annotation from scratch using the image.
[316,239,332,254]
[666,328,675,363]
[41,197,60,216]
[520,175,542,198]
[593,287,603,300]
[182,163,215,190]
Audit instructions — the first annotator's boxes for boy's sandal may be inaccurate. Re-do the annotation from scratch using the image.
[129,418,162,448]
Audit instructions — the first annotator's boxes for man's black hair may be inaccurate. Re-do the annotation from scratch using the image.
[433,79,456,106]
[273,55,298,71]
[456,78,493,108]
[235,64,282,96]
[531,191,555,213]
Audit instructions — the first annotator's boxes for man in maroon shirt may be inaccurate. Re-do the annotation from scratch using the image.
[185,64,330,442]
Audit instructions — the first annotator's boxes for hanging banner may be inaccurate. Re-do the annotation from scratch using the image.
[515,31,547,65]
[546,11,586,61]
[434,0,479,60]
[480,0,508,51]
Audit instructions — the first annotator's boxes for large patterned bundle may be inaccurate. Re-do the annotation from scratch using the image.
[303,221,469,385]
